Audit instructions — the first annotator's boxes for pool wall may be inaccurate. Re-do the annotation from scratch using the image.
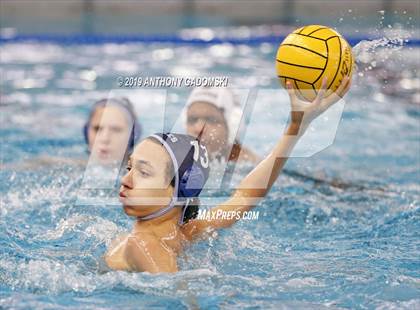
[1,0,418,35]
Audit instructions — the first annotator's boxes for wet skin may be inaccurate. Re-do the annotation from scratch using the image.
[105,77,351,273]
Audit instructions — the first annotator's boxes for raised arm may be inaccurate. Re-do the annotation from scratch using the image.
[186,77,350,234]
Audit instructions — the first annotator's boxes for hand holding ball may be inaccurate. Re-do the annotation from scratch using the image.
[276,25,353,102]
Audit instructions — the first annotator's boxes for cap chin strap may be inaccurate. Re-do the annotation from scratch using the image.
[136,197,192,225]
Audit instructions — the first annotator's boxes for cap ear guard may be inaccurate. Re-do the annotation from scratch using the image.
[178,198,199,225]
[179,163,206,198]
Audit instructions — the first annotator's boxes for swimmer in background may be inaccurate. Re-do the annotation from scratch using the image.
[184,87,260,164]
[104,77,350,273]
[79,97,142,189]
[84,97,141,167]
[8,97,141,171]
[183,87,359,190]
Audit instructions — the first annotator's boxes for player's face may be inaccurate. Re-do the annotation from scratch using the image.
[88,106,131,165]
[119,139,174,217]
[186,102,228,155]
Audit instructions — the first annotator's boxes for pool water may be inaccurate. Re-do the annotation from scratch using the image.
[1,31,419,309]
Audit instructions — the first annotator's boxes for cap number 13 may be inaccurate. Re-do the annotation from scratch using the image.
[190,140,209,169]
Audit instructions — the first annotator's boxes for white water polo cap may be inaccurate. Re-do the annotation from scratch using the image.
[185,87,244,143]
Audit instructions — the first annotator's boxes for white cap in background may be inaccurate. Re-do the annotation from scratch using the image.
[183,87,244,143]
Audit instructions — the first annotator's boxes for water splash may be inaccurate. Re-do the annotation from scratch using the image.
[0,25,419,308]
[353,33,409,65]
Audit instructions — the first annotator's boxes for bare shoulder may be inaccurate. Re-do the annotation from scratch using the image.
[104,232,162,271]
[104,233,130,270]
[105,233,129,255]
[125,232,179,273]
[126,231,159,248]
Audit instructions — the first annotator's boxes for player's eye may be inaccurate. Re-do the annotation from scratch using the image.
[206,116,222,124]
[111,127,123,133]
[140,170,150,177]
[187,116,199,124]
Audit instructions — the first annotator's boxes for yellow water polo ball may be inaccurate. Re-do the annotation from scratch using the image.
[276,25,354,101]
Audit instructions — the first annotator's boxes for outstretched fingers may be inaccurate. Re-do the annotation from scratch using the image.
[313,77,328,106]
[320,76,350,112]
[335,76,350,98]
[286,80,297,99]
[341,76,352,96]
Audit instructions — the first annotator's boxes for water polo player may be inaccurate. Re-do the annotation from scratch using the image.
[184,87,260,163]
[4,97,141,171]
[104,77,350,273]
[84,97,141,166]
[183,87,355,190]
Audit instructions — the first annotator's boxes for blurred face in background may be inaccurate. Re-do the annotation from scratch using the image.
[88,105,132,165]
[186,101,228,155]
